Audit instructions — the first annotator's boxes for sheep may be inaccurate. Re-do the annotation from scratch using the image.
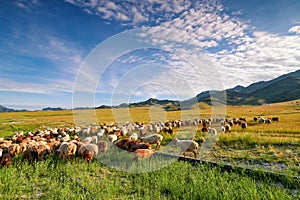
[225,124,231,132]
[173,138,198,159]
[201,127,208,132]
[208,127,217,135]
[0,149,2,157]
[258,117,265,124]
[129,133,138,141]
[241,122,247,130]
[265,118,272,124]
[253,117,258,121]
[8,144,21,157]
[97,140,108,153]
[23,144,50,162]
[133,149,155,160]
[0,153,12,168]
[96,129,105,138]
[82,149,94,165]
[221,126,226,132]
[78,144,99,164]
[19,142,27,153]
[139,127,147,137]
[108,134,117,143]
[34,144,51,161]
[140,134,163,150]
[58,142,77,160]
[129,141,152,152]
[272,117,279,122]
[114,138,131,150]
[120,126,128,136]
[78,144,98,157]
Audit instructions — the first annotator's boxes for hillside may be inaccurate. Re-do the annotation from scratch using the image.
[94,69,300,109]
[192,69,300,106]
[0,105,28,112]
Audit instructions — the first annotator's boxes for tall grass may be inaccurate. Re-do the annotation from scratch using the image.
[0,156,297,199]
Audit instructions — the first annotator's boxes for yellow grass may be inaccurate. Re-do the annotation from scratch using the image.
[0,100,299,173]
[0,100,299,135]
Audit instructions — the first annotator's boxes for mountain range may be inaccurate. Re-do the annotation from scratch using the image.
[1,70,299,112]
[96,69,300,110]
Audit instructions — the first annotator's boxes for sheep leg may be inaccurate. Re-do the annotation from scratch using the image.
[156,143,160,150]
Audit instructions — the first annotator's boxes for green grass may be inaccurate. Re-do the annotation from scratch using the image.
[0,155,297,199]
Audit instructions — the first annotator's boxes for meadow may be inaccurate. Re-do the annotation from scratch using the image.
[0,100,299,198]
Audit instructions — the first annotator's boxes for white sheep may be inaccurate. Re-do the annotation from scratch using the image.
[208,127,217,135]
[129,133,138,141]
[173,138,198,159]
[108,134,117,143]
[258,117,265,124]
[57,142,77,160]
[221,126,226,132]
[96,129,105,138]
[140,134,163,150]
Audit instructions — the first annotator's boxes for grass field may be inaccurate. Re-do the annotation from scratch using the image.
[0,100,299,198]
[0,155,298,199]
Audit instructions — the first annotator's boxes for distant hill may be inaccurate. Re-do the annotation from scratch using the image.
[42,107,63,111]
[0,105,28,112]
[95,98,181,111]
[93,69,300,109]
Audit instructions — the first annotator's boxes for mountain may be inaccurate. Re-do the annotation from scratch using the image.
[0,105,28,112]
[130,98,181,111]
[95,98,181,111]
[94,70,300,109]
[227,70,300,105]
[42,107,63,111]
[192,69,300,105]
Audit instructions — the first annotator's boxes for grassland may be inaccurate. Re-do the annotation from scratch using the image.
[0,155,298,199]
[0,100,299,198]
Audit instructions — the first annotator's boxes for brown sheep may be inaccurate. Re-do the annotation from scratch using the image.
[129,141,152,152]
[0,153,12,168]
[134,149,155,160]
[83,149,94,165]
[8,144,21,157]
[114,138,131,150]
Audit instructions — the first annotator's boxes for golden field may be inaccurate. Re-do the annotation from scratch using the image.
[0,100,299,174]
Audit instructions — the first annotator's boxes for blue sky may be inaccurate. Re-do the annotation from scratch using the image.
[1,0,300,110]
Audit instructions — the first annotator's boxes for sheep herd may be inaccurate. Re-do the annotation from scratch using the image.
[0,116,279,168]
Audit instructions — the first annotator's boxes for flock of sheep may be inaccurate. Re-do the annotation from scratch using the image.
[0,116,278,168]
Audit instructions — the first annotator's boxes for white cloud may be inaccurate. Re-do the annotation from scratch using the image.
[0,78,74,94]
[288,25,300,35]
[67,0,300,98]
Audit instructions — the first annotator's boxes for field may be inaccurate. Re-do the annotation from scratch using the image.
[0,100,299,199]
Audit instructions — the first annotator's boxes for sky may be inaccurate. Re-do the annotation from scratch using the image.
[0,0,300,110]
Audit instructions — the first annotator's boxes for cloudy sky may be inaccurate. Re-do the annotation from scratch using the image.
[1,0,300,110]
